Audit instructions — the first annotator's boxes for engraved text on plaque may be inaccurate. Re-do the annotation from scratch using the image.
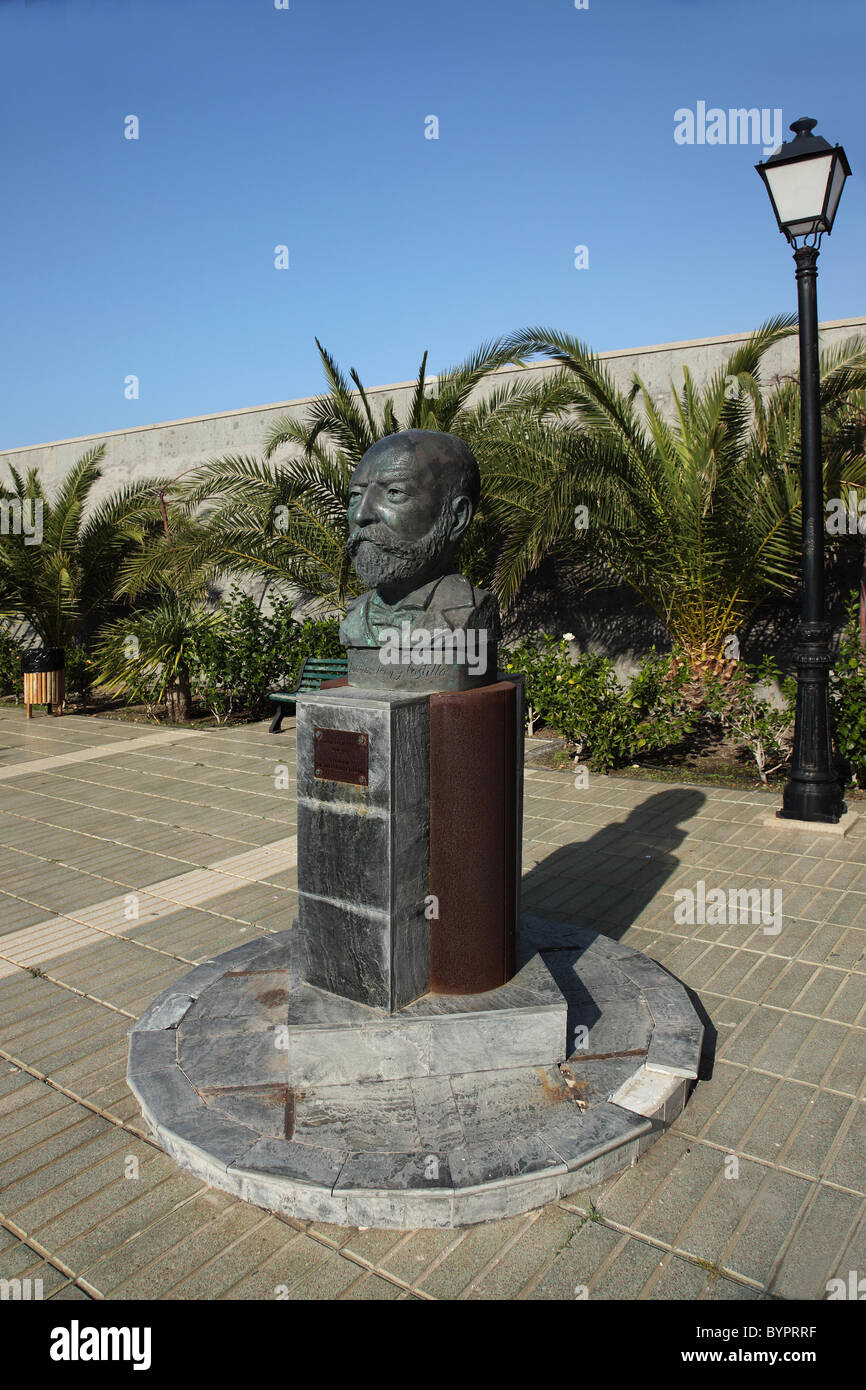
[314,727,369,786]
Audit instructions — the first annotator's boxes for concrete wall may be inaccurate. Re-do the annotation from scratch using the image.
[3,317,864,503]
[4,318,863,680]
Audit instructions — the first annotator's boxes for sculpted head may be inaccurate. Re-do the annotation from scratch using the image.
[346,430,480,597]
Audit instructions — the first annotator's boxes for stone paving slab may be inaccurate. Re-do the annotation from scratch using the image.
[1,707,865,1297]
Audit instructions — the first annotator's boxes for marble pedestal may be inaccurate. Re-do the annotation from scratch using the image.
[293,677,524,1011]
[295,688,431,1011]
[127,918,705,1229]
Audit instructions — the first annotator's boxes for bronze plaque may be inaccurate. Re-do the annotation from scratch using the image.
[313,726,369,785]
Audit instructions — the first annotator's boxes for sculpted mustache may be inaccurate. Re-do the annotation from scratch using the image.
[346,529,412,556]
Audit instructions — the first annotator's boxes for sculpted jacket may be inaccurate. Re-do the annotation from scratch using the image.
[339,571,502,647]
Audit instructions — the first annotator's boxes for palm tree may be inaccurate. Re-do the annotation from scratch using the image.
[142,339,573,609]
[94,587,221,723]
[91,468,230,723]
[0,445,166,649]
[818,371,866,642]
[480,320,866,665]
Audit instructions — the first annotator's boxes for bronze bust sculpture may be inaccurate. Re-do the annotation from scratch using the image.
[339,430,500,688]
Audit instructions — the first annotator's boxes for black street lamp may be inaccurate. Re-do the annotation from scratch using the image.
[756,117,852,823]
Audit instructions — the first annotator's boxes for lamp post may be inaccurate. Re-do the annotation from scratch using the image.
[756,117,852,823]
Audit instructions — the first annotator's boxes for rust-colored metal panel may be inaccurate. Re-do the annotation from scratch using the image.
[429,681,517,994]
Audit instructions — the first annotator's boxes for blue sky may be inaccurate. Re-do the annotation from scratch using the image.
[1,0,864,449]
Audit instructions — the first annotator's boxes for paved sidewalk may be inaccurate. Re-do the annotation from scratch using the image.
[0,706,863,1300]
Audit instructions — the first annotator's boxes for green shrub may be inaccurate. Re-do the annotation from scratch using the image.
[283,611,344,677]
[503,635,798,779]
[831,593,866,786]
[192,589,292,722]
[703,656,796,784]
[502,636,692,772]
[0,628,23,699]
[64,644,96,709]
[191,589,343,723]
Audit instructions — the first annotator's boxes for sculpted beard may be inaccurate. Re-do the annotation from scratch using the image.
[347,508,454,588]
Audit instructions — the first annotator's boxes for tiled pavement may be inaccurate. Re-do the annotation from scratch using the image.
[0,707,864,1301]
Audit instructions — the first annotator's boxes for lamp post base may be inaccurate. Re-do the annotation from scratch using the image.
[777,793,845,825]
[778,622,844,824]
[764,808,857,836]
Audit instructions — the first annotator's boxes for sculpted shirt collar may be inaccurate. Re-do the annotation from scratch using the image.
[363,572,457,640]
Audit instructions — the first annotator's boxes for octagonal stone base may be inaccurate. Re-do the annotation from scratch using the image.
[127,917,703,1228]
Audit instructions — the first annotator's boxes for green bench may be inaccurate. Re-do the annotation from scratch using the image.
[268,656,348,733]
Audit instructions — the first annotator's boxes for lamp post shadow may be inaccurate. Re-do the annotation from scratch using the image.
[520,785,717,1079]
[521,786,707,940]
